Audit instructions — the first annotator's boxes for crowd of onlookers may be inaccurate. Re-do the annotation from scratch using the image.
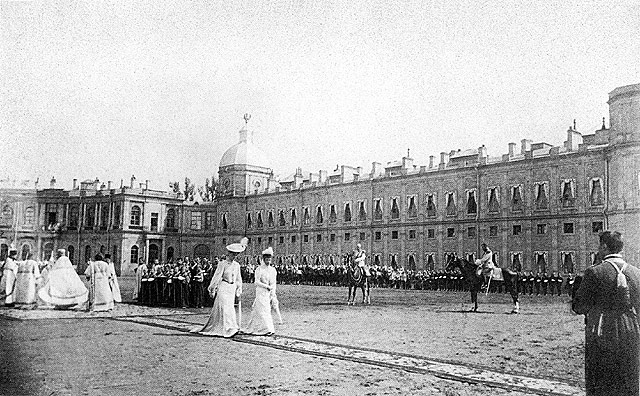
[130,255,578,308]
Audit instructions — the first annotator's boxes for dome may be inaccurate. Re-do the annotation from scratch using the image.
[219,127,271,169]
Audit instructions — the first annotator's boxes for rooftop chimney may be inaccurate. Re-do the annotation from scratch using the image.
[521,139,532,154]
[508,143,516,157]
[428,155,435,168]
[73,178,78,189]
[107,181,112,190]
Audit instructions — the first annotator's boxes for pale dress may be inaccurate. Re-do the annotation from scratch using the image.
[196,260,243,338]
[38,257,88,307]
[85,260,114,312]
[15,259,41,304]
[245,265,276,335]
[1,258,18,305]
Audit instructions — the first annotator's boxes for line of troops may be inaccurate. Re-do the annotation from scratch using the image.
[133,254,577,308]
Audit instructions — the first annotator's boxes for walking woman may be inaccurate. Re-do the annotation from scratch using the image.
[245,247,277,335]
[193,238,246,338]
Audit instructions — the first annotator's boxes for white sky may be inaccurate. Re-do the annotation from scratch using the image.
[1,1,639,190]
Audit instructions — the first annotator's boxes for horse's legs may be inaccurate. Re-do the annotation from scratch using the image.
[366,281,371,304]
[510,277,520,314]
[471,289,478,312]
[347,285,352,305]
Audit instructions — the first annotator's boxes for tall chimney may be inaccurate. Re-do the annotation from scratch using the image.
[73,178,78,189]
[508,143,516,157]
[521,139,532,154]
[107,181,112,190]
[145,180,150,190]
[428,155,435,168]
[439,152,449,169]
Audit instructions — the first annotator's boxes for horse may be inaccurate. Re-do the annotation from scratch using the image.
[445,255,520,313]
[344,253,370,305]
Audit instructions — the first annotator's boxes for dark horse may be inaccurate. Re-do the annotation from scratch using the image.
[344,253,370,305]
[445,256,520,313]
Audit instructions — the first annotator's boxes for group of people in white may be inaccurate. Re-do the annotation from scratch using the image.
[193,237,283,338]
[0,247,121,312]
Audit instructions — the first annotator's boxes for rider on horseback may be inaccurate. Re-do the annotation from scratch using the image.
[354,243,370,277]
[475,243,495,291]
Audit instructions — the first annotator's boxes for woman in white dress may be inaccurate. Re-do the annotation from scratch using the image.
[246,247,277,335]
[194,238,246,338]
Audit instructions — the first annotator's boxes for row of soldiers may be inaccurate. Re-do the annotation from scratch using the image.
[258,262,576,296]
[133,254,577,308]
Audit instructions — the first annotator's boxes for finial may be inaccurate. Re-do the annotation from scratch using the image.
[243,113,251,125]
[573,119,576,130]
[407,148,410,158]
[602,117,606,129]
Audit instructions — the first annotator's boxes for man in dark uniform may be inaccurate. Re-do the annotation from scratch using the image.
[541,272,549,295]
[534,272,542,295]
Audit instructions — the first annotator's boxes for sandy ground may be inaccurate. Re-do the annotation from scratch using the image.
[0,279,585,396]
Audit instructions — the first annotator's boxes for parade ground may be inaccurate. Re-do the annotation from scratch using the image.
[1,280,586,396]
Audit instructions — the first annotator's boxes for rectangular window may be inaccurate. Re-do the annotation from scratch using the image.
[279,236,284,244]
[513,224,522,236]
[291,235,297,243]
[316,234,322,242]
[205,212,215,230]
[427,229,435,239]
[344,232,351,241]
[190,212,202,230]
[150,213,159,231]
[467,227,476,238]
[257,237,262,244]
[592,221,603,233]
[489,225,498,237]
[375,231,382,240]
[408,229,416,239]
[303,234,309,242]
[391,230,399,239]
[268,237,273,245]
[359,232,366,240]
[330,233,336,242]
[447,227,455,238]
[537,224,547,235]
[564,222,574,234]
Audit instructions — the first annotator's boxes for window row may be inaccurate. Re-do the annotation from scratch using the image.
[243,179,604,228]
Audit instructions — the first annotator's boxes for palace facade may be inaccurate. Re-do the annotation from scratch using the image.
[1,83,639,275]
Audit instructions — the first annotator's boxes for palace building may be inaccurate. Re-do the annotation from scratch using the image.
[1,83,639,275]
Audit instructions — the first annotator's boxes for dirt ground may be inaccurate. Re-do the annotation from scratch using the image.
[0,280,585,395]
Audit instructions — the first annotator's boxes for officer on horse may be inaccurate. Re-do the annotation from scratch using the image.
[475,243,495,291]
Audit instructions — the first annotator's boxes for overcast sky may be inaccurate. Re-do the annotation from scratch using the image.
[1,1,639,191]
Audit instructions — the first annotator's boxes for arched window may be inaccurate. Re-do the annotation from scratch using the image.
[130,245,139,264]
[1,205,13,225]
[100,204,109,228]
[194,244,210,259]
[84,245,92,263]
[68,205,79,228]
[43,242,54,261]
[20,244,31,260]
[68,245,75,264]
[113,203,122,228]
[0,244,7,261]
[130,205,141,226]
[24,207,35,225]
[167,246,175,262]
[85,204,96,228]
